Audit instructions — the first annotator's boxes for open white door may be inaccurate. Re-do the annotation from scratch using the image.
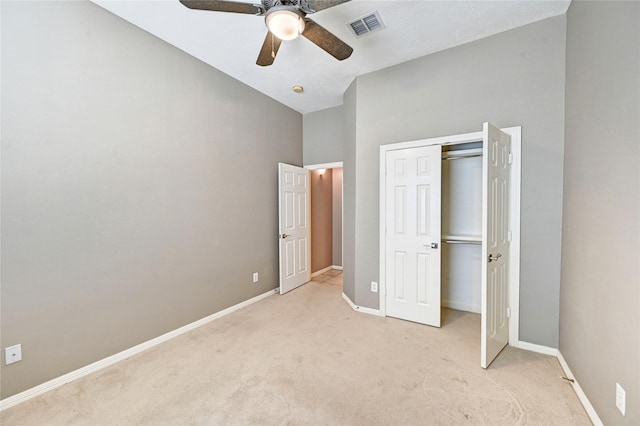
[385,145,442,326]
[278,163,311,294]
[481,123,511,368]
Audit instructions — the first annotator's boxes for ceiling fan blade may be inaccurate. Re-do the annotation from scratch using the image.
[302,19,353,61]
[179,0,260,14]
[256,32,283,66]
[306,0,351,12]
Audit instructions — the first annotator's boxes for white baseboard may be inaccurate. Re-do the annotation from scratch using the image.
[0,288,278,412]
[516,343,603,425]
[311,265,343,278]
[341,293,383,317]
[517,340,559,356]
[557,351,603,426]
[311,266,334,277]
[442,299,480,314]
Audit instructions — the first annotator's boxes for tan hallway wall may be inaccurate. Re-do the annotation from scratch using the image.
[311,169,333,273]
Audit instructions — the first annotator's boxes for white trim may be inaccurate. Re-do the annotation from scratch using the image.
[557,351,604,426]
[381,130,484,152]
[379,125,522,347]
[342,292,357,309]
[341,292,384,317]
[311,265,343,278]
[516,340,558,357]
[311,265,334,277]
[379,150,387,317]
[0,288,278,411]
[504,126,521,346]
[443,300,480,314]
[304,161,343,170]
[341,168,344,271]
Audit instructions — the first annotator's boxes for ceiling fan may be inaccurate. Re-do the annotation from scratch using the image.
[179,0,353,66]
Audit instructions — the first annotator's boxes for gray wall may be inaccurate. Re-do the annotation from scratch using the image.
[341,81,357,302]
[349,16,566,347]
[560,1,639,424]
[0,0,301,398]
[303,106,344,165]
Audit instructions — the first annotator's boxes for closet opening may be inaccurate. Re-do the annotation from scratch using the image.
[379,123,522,368]
[441,141,483,315]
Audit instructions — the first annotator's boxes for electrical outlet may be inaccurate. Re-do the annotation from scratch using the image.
[616,383,626,416]
[5,344,22,365]
[253,272,259,283]
[371,281,378,292]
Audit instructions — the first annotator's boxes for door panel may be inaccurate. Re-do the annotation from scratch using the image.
[279,163,310,294]
[385,145,442,326]
[481,123,511,368]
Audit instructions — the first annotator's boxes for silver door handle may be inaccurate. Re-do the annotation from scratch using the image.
[488,253,502,262]
[280,234,290,239]
[424,243,439,249]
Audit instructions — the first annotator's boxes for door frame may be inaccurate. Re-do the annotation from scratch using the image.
[379,127,521,346]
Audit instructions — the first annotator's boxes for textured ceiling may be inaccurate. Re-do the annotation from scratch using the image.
[92,0,570,114]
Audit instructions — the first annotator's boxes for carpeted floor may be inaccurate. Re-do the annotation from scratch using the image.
[1,270,590,425]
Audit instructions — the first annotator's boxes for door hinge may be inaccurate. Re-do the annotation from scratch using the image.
[508,153,513,164]
[506,307,511,318]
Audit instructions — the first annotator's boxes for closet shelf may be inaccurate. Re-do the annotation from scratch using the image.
[442,234,482,245]
[442,147,483,160]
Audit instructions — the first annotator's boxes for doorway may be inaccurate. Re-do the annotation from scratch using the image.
[306,162,343,279]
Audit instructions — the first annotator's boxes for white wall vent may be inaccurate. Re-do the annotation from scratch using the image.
[347,11,385,37]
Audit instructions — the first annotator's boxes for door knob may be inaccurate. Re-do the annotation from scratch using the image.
[424,243,439,249]
[280,234,290,239]
[488,253,502,262]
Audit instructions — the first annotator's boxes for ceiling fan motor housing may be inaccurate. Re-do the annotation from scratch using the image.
[262,0,302,8]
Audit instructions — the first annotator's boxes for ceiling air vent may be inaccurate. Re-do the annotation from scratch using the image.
[347,11,385,37]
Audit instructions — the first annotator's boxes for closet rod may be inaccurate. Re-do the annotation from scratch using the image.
[442,153,483,160]
[442,239,482,245]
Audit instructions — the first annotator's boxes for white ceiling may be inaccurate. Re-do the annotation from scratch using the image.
[92,0,570,114]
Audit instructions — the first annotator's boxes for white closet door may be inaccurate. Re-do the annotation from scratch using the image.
[278,163,310,294]
[481,123,511,368]
[385,145,442,327]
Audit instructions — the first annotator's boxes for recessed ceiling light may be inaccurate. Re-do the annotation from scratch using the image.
[292,85,304,93]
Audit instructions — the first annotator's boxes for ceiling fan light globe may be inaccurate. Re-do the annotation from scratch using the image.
[266,9,305,41]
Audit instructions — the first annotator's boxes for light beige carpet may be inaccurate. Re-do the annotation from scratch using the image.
[1,271,590,425]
